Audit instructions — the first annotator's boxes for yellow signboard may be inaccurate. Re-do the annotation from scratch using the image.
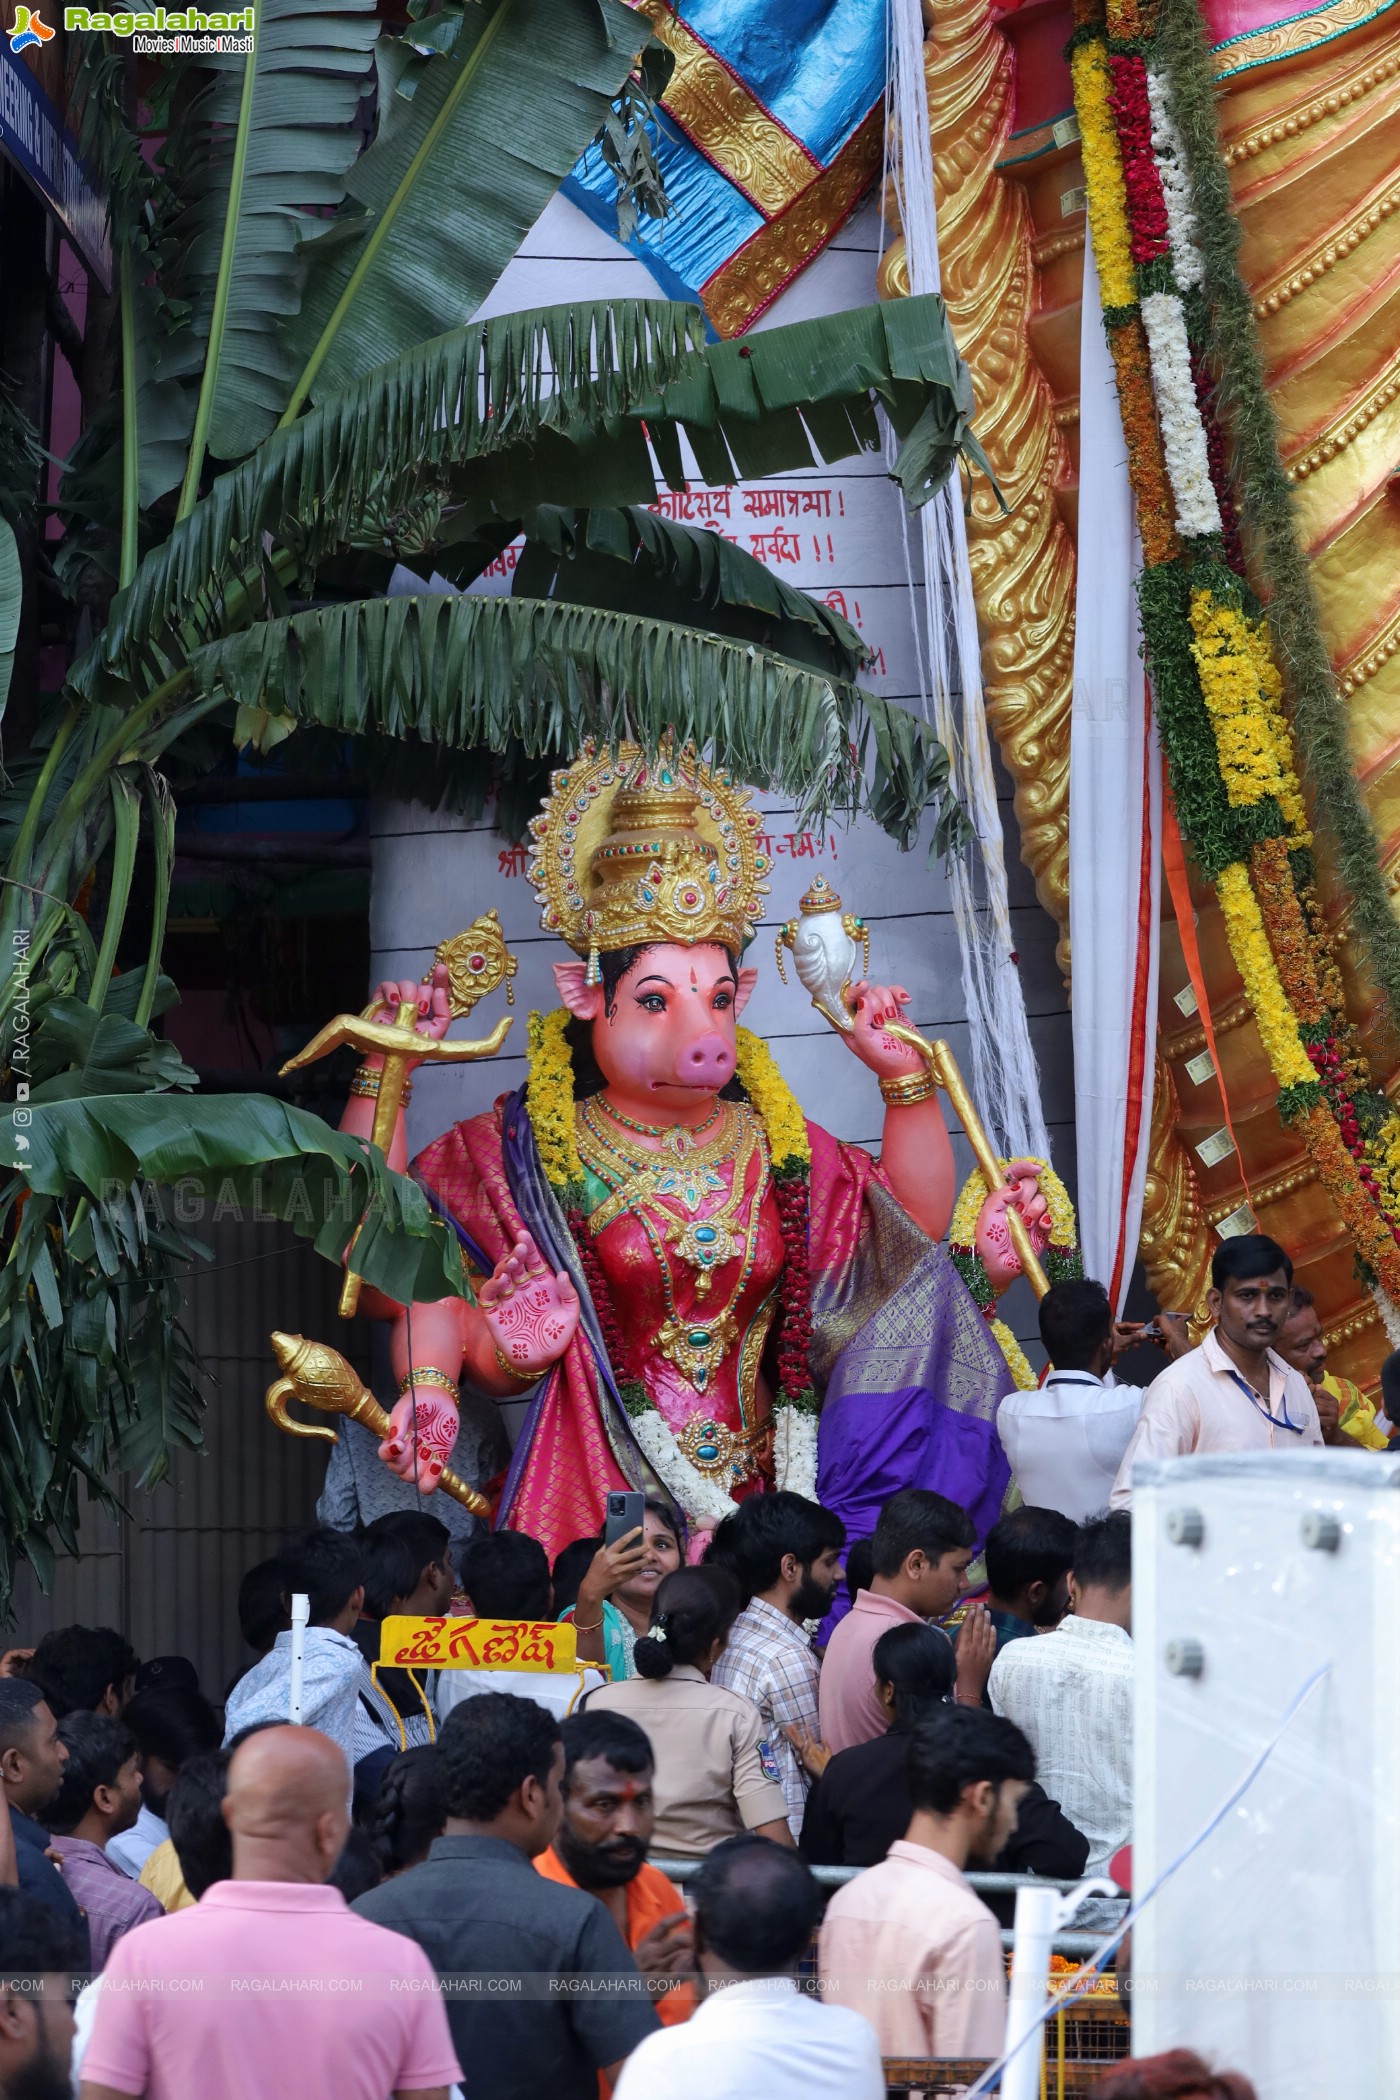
[379,1615,577,1673]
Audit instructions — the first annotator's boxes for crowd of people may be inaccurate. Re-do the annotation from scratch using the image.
[1,1227,1376,2097]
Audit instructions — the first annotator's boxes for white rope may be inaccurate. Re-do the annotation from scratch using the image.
[885,0,1051,1162]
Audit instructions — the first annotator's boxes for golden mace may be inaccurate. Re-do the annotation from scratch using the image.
[777,882,1049,1298]
[278,912,517,1317]
[266,1332,490,1517]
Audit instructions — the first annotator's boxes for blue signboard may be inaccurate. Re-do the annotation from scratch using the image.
[0,44,110,287]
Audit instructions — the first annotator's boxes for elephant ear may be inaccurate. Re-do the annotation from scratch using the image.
[553,961,602,1020]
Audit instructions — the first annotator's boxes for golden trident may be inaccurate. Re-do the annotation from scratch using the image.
[278,911,518,1317]
[777,881,1049,1298]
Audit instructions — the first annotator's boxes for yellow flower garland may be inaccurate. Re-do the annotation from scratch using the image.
[525,1008,585,1194]
[1215,865,1317,1088]
[736,1027,811,1172]
[991,1318,1039,1392]
[1188,591,1288,810]
[1247,619,1312,850]
[1071,39,1137,310]
[949,1156,1079,1258]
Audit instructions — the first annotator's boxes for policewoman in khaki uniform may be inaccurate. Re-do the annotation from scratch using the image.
[587,1565,792,1856]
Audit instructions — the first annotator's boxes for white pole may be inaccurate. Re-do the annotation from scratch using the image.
[1001,1883,1060,2100]
[1000,1877,1120,2100]
[288,1591,310,1723]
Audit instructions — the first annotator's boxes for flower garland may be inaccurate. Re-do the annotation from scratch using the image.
[1071,0,1400,1309]
[991,1319,1039,1393]
[523,1011,819,1517]
[948,1160,1082,1388]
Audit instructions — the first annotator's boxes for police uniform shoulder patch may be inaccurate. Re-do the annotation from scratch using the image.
[757,1737,782,1784]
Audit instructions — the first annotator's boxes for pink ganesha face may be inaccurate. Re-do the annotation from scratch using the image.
[974,1161,1053,1297]
[554,942,759,1106]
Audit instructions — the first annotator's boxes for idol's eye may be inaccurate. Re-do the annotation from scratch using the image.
[712,990,733,1010]
[637,993,668,1014]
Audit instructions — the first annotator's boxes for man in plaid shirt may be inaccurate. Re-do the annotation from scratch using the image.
[708,1494,847,1834]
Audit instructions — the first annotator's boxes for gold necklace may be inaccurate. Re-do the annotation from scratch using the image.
[579,1097,742,1220]
[580,1099,761,1299]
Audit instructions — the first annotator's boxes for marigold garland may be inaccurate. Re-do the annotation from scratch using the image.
[1071,40,1137,311]
[948,1159,1082,1324]
[1071,1,1400,1291]
[991,1319,1039,1393]
[1215,865,1317,1091]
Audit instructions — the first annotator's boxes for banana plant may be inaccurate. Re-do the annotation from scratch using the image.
[0,0,985,1605]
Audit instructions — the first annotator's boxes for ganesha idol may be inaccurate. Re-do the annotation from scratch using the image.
[342,746,1054,1555]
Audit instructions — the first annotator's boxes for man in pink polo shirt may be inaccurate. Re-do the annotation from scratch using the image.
[79,1726,460,2100]
[818,1490,981,1754]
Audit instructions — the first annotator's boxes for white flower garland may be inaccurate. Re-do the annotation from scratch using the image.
[773,1403,819,1498]
[629,1407,739,1527]
[1145,71,1203,290]
[1140,290,1222,540]
[1369,1281,1400,1353]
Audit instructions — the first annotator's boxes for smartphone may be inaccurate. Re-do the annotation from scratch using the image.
[604,1489,646,1549]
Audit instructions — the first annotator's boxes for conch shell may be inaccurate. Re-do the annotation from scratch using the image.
[774,876,870,1033]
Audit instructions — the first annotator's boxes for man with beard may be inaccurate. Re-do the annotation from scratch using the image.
[818,1705,1034,2064]
[706,1494,845,1835]
[536,1712,695,2032]
[1111,1234,1323,1508]
[0,1684,87,1963]
[0,1888,81,2100]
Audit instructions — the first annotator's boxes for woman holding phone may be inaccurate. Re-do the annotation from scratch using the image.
[560,1497,684,1680]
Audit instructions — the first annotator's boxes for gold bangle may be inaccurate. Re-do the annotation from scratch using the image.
[879,1069,938,1106]
[398,1365,459,1401]
[350,1063,412,1103]
[571,1617,604,1633]
[493,1344,537,1386]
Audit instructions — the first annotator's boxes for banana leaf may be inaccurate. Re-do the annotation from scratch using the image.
[0,521,17,727]
[285,0,646,411]
[3,1093,467,1307]
[159,0,382,467]
[188,590,960,847]
[507,506,870,678]
[86,295,975,706]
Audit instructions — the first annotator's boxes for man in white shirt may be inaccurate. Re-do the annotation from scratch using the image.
[1110,1235,1324,1509]
[998,1279,1191,1522]
[613,1833,883,2100]
[989,1511,1133,1876]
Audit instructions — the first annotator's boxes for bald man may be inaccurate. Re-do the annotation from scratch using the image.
[79,1726,460,2100]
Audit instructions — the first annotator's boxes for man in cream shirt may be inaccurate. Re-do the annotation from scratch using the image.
[998,1280,1191,1522]
[1111,1234,1323,1508]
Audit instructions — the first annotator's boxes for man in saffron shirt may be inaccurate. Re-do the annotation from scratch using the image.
[536,1710,695,2031]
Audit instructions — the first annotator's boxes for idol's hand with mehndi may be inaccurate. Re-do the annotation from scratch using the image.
[477,1229,582,1379]
[842,981,926,1080]
[973,1159,1052,1298]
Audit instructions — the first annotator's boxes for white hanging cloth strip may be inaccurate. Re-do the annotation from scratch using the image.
[1069,230,1162,1309]
[885,0,1051,1165]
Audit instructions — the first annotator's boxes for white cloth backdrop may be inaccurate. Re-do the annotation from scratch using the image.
[885,0,1051,1165]
[1069,230,1162,1309]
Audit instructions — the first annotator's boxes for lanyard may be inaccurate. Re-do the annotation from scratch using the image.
[1224,1363,1302,1435]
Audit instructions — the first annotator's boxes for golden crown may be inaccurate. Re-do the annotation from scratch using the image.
[528,744,770,977]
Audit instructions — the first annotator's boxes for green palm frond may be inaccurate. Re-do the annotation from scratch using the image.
[85,296,974,703]
[508,506,870,678]
[283,0,648,415]
[159,0,382,478]
[189,590,959,848]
